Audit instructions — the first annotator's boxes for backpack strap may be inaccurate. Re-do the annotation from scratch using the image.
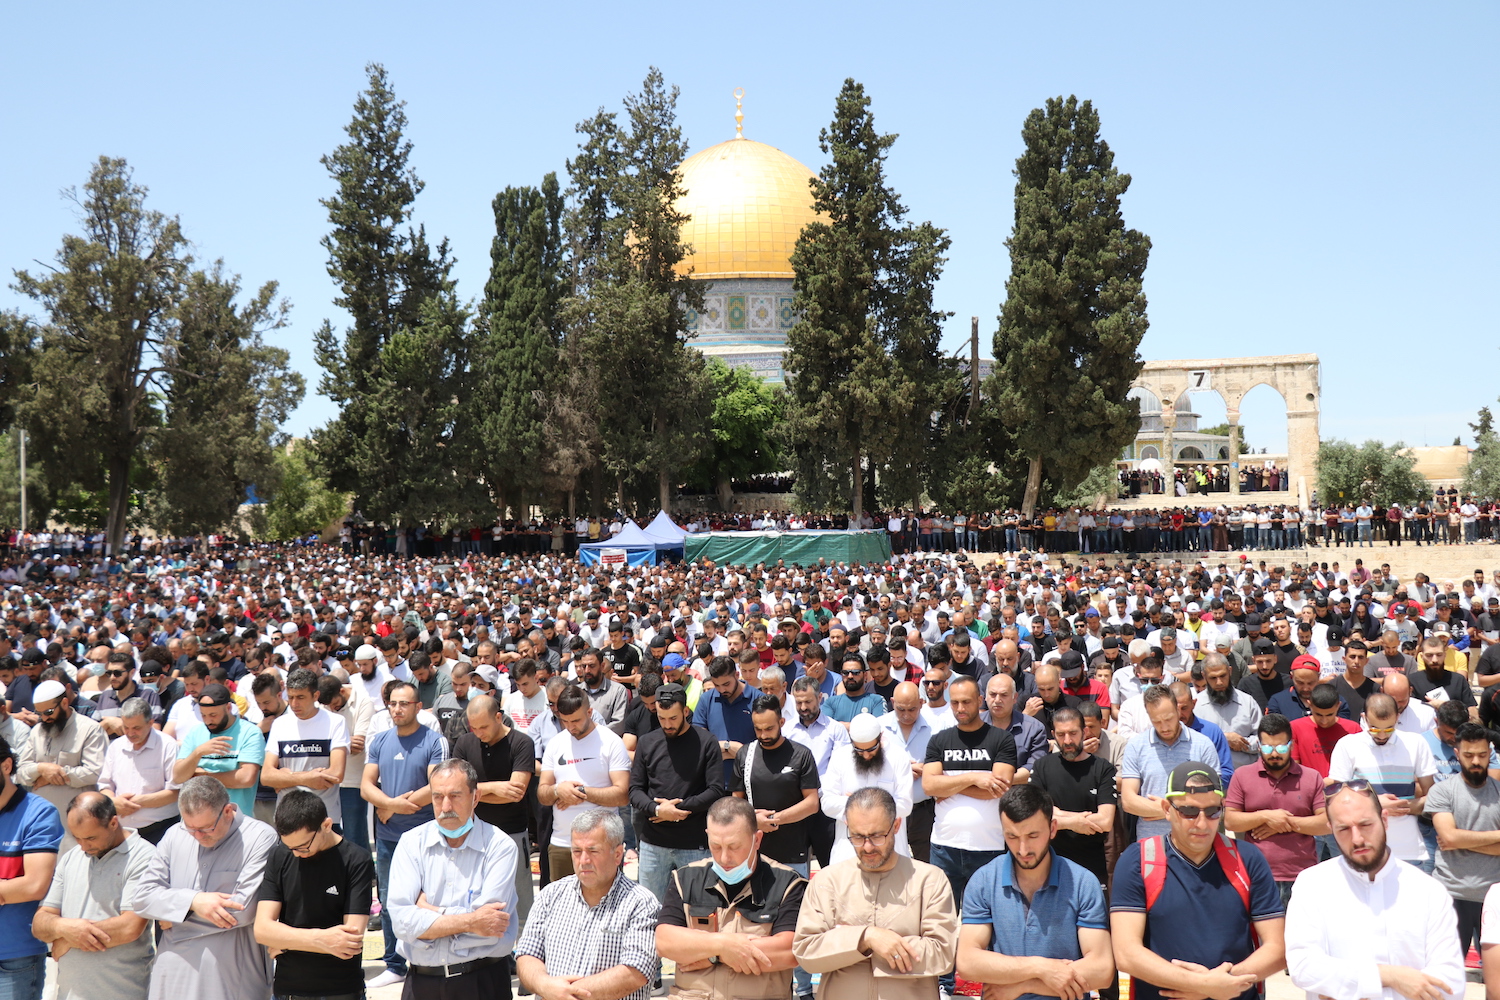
[1140,836,1169,911]
[1213,835,1254,915]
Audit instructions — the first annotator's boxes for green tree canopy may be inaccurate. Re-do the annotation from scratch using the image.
[1464,405,1499,499]
[784,78,953,517]
[683,361,784,509]
[985,96,1150,515]
[1317,439,1429,506]
[11,157,298,547]
[313,63,457,521]
[258,440,349,541]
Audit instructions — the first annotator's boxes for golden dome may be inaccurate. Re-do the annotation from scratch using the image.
[674,137,820,280]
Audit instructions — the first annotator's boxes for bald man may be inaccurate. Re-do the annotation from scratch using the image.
[980,640,1037,703]
[981,674,1049,781]
[1380,673,1437,735]
[880,682,945,863]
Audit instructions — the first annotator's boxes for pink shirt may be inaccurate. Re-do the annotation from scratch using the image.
[1224,759,1326,881]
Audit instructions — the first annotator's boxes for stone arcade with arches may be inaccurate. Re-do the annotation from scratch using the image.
[1126,354,1321,500]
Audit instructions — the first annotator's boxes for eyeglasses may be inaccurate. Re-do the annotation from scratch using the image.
[283,830,319,855]
[1367,725,1397,736]
[846,824,896,847]
[1326,778,1372,797]
[1170,803,1224,820]
[184,807,229,836]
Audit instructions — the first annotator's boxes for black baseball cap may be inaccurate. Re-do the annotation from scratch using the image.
[656,683,687,708]
[1165,762,1223,798]
[198,683,233,707]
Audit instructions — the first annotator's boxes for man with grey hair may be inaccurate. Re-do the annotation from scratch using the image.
[389,757,519,999]
[98,697,180,844]
[132,775,279,1000]
[33,791,156,1000]
[516,808,660,1000]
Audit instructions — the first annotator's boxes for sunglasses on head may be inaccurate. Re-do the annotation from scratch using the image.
[1325,778,1372,797]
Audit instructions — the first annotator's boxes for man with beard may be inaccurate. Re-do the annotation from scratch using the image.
[1236,639,1288,712]
[793,788,958,1000]
[1285,782,1464,1000]
[823,653,889,724]
[785,677,848,869]
[19,679,108,844]
[171,684,266,818]
[350,643,393,705]
[922,675,1017,999]
[576,646,631,734]
[1028,707,1117,886]
[1194,653,1264,770]
[956,785,1114,1000]
[733,696,820,873]
[628,683,723,903]
[1328,693,1438,871]
[1409,635,1478,719]
[1425,722,1500,965]
[823,713,913,865]
[1267,654,1351,722]
[1224,714,1328,904]
[95,651,162,733]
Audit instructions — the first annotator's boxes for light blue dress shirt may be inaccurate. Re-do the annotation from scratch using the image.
[389,817,520,967]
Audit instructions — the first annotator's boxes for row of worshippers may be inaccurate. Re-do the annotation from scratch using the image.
[8,739,1475,1000]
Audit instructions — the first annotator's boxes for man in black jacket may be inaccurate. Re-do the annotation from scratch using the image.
[629,683,725,903]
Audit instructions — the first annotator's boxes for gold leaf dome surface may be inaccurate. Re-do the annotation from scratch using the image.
[674,137,820,280]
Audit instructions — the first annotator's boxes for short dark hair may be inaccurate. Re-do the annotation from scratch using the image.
[555,684,589,717]
[706,795,756,833]
[1455,723,1495,749]
[251,672,282,698]
[1436,699,1470,730]
[707,656,739,680]
[1051,706,1082,730]
[273,789,327,836]
[751,694,782,718]
[1257,713,1292,740]
[1308,683,1340,711]
[1077,700,1103,722]
[637,673,661,699]
[999,784,1054,824]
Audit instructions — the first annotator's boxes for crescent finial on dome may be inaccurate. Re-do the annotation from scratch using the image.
[734,87,745,139]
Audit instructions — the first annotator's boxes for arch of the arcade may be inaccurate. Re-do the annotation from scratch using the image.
[1129,354,1320,500]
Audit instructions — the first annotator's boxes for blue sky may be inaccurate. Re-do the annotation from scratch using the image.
[3,3,1496,455]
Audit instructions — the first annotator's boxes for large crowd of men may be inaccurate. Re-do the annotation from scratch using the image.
[2,530,1500,1000]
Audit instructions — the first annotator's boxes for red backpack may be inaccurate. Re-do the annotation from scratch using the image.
[1140,833,1254,922]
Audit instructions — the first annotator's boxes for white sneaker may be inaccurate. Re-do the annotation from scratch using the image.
[367,970,406,989]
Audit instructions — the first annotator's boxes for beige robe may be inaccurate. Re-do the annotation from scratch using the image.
[792,854,958,1000]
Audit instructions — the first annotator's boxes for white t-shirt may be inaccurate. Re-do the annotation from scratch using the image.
[502,689,548,733]
[1481,882,1500,944]
[267,707,351,823]
[1328,730,1437,862]
[541,725,631,847]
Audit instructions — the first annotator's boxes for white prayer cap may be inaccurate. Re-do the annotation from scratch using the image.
[354,644,379,661]
[33,680,67,706]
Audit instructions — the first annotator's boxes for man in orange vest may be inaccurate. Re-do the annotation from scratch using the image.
[1110,762,1286,1000]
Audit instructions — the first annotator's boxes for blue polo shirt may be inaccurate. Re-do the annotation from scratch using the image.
[822,691,888,722]
[0,787,63,959]
[692,683,761,784]
[962,851,1106,1000]
[1187,715,1235,787]
[1111,836,1282,1000]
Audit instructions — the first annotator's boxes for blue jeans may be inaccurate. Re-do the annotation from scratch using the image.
[931,844,1005,993]
[1315,832,1338,862]
[0,953,45,1000]
[637,843,710,904]
[375,837,406,975]
[339,786,369,850]
[1419,821,1438,876]
[788,861,813,996]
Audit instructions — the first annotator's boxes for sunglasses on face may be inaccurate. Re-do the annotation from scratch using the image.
[1171,803,1223,820]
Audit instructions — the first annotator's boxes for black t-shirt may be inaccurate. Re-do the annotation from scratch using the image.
[731,739,820,864]
[871,676,899,703]
[1334,674,1378,718]
[1476,641,1500,679]
[603,642,642,675]
[1273,642,1300,677]
[621,698,660,741]
[924,724,1019,774]
[1409,669,1476,708]
[256,837,375,996]
[453,729,537,834]
[1236,671,1286,711]
[1028,752,1115,880]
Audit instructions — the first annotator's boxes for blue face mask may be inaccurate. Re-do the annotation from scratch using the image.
[439,816,475,841]
[711,857,752,885]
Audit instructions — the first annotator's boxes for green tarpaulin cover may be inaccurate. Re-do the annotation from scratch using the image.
[684,530,891,567]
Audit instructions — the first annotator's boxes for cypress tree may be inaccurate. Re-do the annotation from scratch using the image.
[986,96,1150,515]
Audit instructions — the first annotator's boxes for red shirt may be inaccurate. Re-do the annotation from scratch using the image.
[1062,676,1112,709]
[1224,759,1326,881]
[1289,715,1361,777]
